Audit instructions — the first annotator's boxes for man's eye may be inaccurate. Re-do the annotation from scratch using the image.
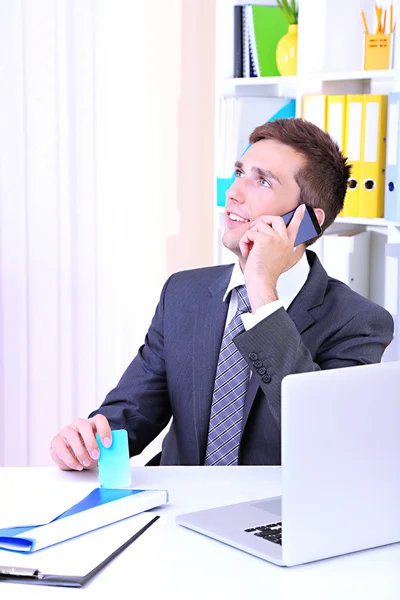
[235,169,244,178]
[260,178,271,188]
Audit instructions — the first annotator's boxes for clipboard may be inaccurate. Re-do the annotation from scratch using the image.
[0,515,159,587]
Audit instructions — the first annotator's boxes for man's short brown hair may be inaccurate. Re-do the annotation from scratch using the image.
[249,118,351,236]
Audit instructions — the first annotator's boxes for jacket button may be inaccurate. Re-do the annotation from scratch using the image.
[257,367,266,375]
[253,360,262,368]
[262,374,272,383]
[249,352,258,361]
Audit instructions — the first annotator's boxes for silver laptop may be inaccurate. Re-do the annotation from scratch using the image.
[176,361,400,566]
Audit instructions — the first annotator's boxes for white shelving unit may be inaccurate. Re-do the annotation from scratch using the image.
[226,69,399,86]
[214,0,400,330]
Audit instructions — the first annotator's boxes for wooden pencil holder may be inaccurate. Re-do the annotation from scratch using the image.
[364,33,392,70]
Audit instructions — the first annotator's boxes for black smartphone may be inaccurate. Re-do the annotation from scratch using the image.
[281,204,322,247]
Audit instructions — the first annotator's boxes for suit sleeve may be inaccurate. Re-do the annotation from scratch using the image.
[233,305,394,427]
[89,277,172,457]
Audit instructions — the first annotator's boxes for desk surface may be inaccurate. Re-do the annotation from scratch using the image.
[0,466,399,600]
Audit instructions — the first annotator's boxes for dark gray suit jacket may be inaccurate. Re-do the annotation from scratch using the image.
[90,251,394,465]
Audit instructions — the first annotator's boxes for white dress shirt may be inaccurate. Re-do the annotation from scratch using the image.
[223,252,310,331]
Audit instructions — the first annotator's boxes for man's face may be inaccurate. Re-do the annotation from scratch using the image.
[222,139,307,257]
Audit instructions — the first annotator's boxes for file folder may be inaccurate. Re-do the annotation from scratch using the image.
[301,95,327,131]
[384,93,400,222]
[326,95,346,150]
[359,94,388,218]
[0,487,168,553]
[233,5,243,78]
[342,95,364,217]
[326,95,347,216]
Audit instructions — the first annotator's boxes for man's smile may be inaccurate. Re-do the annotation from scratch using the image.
[227,211,250,225]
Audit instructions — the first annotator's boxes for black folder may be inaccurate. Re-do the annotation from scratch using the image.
[0,515,159,587]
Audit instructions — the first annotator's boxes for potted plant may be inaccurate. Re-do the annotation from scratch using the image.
[276,0,299,76]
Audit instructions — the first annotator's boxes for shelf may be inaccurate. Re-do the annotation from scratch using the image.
[306,69,399,81]
[216,207,400,228]
[335,216,400,227]
[225,70,399,87]
[227,76,297,86]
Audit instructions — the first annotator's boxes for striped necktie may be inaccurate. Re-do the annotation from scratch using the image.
[204,285,251,466]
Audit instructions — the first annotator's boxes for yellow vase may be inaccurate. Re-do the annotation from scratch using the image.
[276,24,298,76]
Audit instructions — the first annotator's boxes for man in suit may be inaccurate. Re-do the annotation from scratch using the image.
[51,118,394,469]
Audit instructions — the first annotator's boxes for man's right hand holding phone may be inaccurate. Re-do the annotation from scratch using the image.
[239,204,306,313]
[50,414,112,471]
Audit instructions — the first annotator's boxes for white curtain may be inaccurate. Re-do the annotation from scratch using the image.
[0,0,215,466]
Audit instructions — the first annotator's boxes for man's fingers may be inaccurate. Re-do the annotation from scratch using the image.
[250,221,276,236]
[239,229,259,258]
[72,419,102,462]
[60,425,96,467]
[50,441,71,470]
[51,434,84,471]
[250,215,290,238]
[50,415,113,471]
[89,414,112,449]
[286,204,306,244]
[50,445,80,471]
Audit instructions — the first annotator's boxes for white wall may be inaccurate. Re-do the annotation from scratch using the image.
[0,0,215,466]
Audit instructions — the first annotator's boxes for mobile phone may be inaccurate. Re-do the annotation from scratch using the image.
[281,204,322,246]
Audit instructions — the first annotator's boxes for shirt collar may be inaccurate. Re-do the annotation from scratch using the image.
[223,252,310,310]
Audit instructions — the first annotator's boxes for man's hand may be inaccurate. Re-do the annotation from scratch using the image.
[239,204,305,312]
[50,415,112,471]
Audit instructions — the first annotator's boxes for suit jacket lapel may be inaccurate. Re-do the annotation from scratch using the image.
[192,266,232,464]
[240,251,328,433]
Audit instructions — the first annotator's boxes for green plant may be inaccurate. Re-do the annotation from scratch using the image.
[276,0,298,25]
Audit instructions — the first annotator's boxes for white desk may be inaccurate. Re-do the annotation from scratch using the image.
[1,466,399,599]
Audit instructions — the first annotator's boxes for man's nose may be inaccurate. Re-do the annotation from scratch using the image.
[226,179,246,204]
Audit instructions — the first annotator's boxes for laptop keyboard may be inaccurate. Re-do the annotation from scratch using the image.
[244,522,282,545]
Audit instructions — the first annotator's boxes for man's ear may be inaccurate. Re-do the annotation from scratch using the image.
[313,208,325,227]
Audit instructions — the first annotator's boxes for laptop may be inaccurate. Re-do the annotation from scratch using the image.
[176,361,400,566]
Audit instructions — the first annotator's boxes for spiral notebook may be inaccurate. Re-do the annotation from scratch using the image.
[241,4,288,78]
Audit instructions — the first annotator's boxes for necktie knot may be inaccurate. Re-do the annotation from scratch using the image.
[235,285,251,315]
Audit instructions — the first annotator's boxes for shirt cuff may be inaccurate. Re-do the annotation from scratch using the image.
[241,300,284,331]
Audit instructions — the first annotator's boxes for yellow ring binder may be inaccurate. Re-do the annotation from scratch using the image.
[363,179,376,190]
